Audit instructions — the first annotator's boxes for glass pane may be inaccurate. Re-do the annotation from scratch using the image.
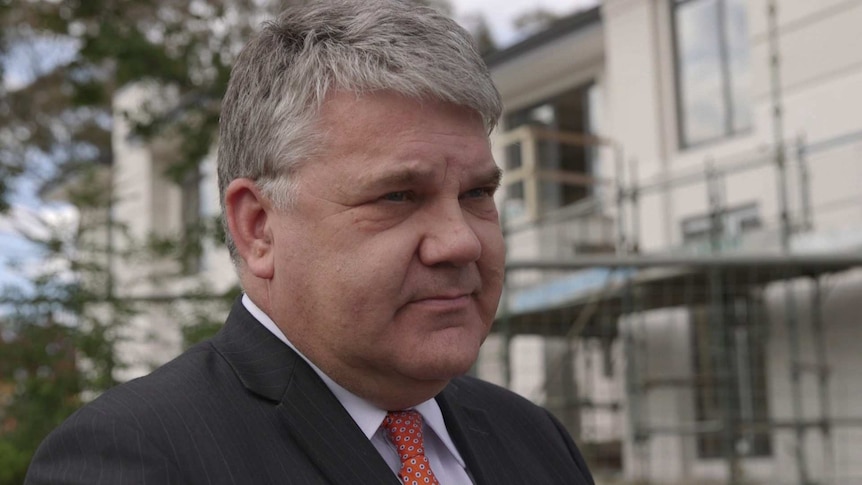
[539,180,587,211]
[506,102,555,128]
[529,104,556,125]
[505,142,523,170]
[504,181,526,220]
[675,0,726,145]
[504,86,595,216]
[539,179,562,212]
[537,139,561,170]
[725,0,752,133]
[586,84,603,199]
[507,180,524,201]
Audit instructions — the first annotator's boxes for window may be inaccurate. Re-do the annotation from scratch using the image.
[690,295,771,458]
[681,202,762,248]
[502,84,601,221]
[672,0,751,147]
[149,138,205,275]
[179,168,203,275]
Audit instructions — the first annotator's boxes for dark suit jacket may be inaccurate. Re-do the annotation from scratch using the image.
[26,299,594,484]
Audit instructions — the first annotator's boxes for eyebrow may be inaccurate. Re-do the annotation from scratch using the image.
[359,166,437,193]
[359,163,502,192]
[482,166,504,188]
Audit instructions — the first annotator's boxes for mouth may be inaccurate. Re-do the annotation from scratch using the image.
[409,292,474,311]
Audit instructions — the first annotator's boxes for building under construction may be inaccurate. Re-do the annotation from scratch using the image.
[481,2,862,484]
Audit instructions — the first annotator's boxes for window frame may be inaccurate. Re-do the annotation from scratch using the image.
[671,0,752,149]
[500,82,601,223]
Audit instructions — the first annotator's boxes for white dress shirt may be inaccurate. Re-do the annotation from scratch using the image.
[242,295,474,484]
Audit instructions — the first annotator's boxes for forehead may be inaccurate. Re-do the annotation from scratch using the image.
[317,90,486,138]
[304,91,494,181]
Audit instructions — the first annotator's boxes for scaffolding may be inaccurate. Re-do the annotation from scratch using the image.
[493,123,862,484]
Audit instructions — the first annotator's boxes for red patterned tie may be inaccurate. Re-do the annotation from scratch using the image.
[383,410,441,485]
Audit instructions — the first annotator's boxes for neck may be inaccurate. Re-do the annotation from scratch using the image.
[318,359,450,411]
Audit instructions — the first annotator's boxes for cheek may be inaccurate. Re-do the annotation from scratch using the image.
[478,223,506,266]
[323,233,418,302]
[478,226,506,299]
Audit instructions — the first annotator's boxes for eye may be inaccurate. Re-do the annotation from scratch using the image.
[380,191,412,202]
[461,187,496,199]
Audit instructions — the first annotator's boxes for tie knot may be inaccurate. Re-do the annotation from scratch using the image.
[384,410,426,459]
[383,410,440,484]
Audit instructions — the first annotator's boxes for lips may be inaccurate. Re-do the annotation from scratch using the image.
[415,291,471,301]
[403,274,482,308]
[409,286,476,301]
[406,292,474,314]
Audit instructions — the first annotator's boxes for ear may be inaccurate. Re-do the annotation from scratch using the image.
[224,178,275,279]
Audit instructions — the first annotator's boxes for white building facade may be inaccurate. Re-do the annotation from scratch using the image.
[483,1,862,484]
[110,83,236,380]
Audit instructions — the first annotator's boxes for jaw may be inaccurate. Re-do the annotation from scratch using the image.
[365,377,452,411]
[327,326,485,410]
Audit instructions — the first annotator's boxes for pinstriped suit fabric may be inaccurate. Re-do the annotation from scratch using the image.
[25,299,594,485]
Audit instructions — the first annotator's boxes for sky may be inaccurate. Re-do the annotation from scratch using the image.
[453,0,599,47]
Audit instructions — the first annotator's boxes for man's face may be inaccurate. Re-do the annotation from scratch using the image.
[263,91,504,403]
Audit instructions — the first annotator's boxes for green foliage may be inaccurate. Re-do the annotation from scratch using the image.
[0,0,277,207]
[461,13,498,57]
[180,284,242,348]
[0,317,83,483]
[0,440,31,485]
[181,320,224,348]
[0,164,22,214]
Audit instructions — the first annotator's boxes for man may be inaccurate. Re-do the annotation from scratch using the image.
[26,1,595,484]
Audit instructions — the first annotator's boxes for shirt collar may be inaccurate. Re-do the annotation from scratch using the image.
[241,294,466,467]
[413,400,467,468]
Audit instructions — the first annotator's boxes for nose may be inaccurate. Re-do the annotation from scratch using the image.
[418,201,482,267]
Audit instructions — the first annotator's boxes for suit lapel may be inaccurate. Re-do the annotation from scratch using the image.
[213,299,397,485]
[278,360,399,484]
[436,381,525,485]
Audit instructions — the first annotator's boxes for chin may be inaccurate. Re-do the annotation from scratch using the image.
[404,348,480,382]
[393,324,487,379]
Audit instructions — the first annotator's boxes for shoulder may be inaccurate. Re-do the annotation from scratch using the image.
[79,302,276,424]
[447,374,544,415]
[444,375,596,484]
[445,375,566,437]
[26,342,234,484]
[52,338,233,432]
[87,341,229,422]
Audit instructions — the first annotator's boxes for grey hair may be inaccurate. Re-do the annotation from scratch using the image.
[217,0,502,263]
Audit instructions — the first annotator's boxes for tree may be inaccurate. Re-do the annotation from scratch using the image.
[513,8,561,37]
[3,0,467,477]
[462,13,498,57]
[0,0,275,478]
[0,316,80,484]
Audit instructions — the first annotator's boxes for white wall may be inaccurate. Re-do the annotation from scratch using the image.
[111,84,238,380]
[602,0,862,255]
[597,0,862,482]
[763,270,862,484]
[111,84,183,378]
